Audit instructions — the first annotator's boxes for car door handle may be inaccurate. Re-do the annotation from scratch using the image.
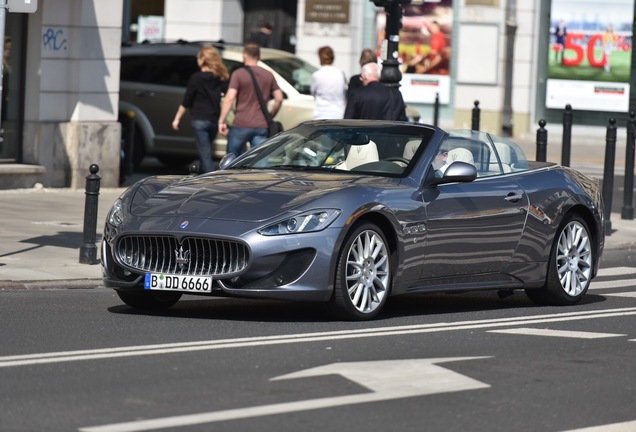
[135,90,155,97]
[504,192,523,203]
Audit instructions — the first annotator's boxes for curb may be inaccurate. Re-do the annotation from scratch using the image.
[0,279,104,290]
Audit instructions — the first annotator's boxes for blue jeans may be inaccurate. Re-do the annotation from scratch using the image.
[191,119,218,173]
[227,127,268,156]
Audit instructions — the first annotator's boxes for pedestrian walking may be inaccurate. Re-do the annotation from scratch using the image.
[347,48,377,99]
[310,46,347,119]
[171,44,229,173]
[218,43,284,155]
[344,62,407,121]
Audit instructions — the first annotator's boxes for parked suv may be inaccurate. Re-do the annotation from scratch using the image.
[119,41,317,167]
[119,41,421,169]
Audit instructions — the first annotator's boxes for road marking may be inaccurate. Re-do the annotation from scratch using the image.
[488,328,625,339]
[597,266,636,277]
[79,358,490,432]
[589,280,636,290]
[2,307,636,368]
[605,292,636,298]
[562,420,636,431]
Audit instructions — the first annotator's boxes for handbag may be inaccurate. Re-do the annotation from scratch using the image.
[245,66,283,137]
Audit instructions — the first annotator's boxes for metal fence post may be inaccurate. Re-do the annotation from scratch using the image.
[433,93,439,127]
[622,111,635,220]
[471,100,480,131]
[561,104,572,167]
[602,118,617,235]
[536,119,547,162]
[79,164,101,264]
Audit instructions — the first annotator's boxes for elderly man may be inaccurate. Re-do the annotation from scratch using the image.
[344,62,406,121]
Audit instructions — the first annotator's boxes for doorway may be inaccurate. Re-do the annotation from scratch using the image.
[244,0,297,53]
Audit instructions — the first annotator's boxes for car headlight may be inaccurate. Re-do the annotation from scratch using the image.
[259,209,341,236]
[107,199,124,227]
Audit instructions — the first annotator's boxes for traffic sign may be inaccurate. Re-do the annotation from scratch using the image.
[7,0,37,13]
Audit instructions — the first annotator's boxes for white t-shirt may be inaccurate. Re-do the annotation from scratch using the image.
[311,65,347,119]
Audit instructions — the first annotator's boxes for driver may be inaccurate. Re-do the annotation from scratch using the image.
[432,145,449,178]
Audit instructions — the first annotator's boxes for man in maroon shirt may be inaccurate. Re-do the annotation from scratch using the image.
[218,43,284,155]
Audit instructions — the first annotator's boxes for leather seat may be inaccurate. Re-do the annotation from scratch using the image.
[337,140,379,170]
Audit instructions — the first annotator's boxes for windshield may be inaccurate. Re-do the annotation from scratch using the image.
[262,57,317,95]
[230,122,436,177]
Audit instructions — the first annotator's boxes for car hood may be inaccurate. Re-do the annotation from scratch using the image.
[130,171,391,222]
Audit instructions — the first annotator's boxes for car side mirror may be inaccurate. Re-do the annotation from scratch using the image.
[433,161,477,185]
[219,153,237,170]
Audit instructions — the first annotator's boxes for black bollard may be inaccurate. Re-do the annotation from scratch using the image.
[189,161,200,175]
[622,111,635,220]
[471,100,480,131]
[536,119,547,162]
[602,118,617,235]
[79,164,101,264]
[561,104,572,167]
[433,92,440,127]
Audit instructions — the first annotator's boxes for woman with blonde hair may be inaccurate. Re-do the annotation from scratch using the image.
[172,44,229,172]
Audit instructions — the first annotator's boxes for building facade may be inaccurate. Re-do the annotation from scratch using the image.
[1,0,633,189]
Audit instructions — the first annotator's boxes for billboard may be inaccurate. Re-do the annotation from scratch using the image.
[375,0,453,104]
[546,0,634,112]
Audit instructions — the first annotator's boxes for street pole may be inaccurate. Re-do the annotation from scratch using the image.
[0,0,7,127]
[502,0,517,136]
[373,0,409,87]
[371,0,411,122]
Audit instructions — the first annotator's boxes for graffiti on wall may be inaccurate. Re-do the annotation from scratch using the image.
[42,28,68,52]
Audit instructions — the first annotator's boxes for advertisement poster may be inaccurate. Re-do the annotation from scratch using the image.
[546,0,634,112]
[375,0,453,104]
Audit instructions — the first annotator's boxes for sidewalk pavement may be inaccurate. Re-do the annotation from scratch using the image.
[1,169,635,289]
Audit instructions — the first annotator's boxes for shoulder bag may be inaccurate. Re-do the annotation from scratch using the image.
[245,66,283,137]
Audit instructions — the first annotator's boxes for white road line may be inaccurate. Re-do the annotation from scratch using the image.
[605,292,636,298]
[2,307,636,368]
[597,267,636,277]
[562,420,636,431]
[488,328,625,339]
[590,280,636,290]
[79,358,490,432]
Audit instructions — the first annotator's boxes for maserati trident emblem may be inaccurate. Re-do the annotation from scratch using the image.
[180,220,189,229]
[175,245,191,269]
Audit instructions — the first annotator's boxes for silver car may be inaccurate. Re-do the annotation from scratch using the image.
[102,120,604,320]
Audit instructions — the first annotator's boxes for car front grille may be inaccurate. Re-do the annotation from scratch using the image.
[115,235,249,276]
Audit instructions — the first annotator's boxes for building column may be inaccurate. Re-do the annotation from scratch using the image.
[22,0,122,188]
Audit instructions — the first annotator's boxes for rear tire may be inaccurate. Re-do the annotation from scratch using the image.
[332,222,391,320]
[116,290,182,310]
[525,214,593,305]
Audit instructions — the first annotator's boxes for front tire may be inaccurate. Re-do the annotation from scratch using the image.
[332,222,391,320]
[526,214,593,305]
[116,290,182,310]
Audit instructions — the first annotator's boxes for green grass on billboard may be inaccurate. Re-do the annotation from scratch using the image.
[548,49,631,83]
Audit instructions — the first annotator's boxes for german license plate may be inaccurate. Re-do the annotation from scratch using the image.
[144,273,212,293]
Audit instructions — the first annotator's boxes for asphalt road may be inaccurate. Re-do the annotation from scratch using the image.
[2,261,636,432]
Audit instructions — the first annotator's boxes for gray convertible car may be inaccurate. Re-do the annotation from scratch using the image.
[102,120,605,320]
